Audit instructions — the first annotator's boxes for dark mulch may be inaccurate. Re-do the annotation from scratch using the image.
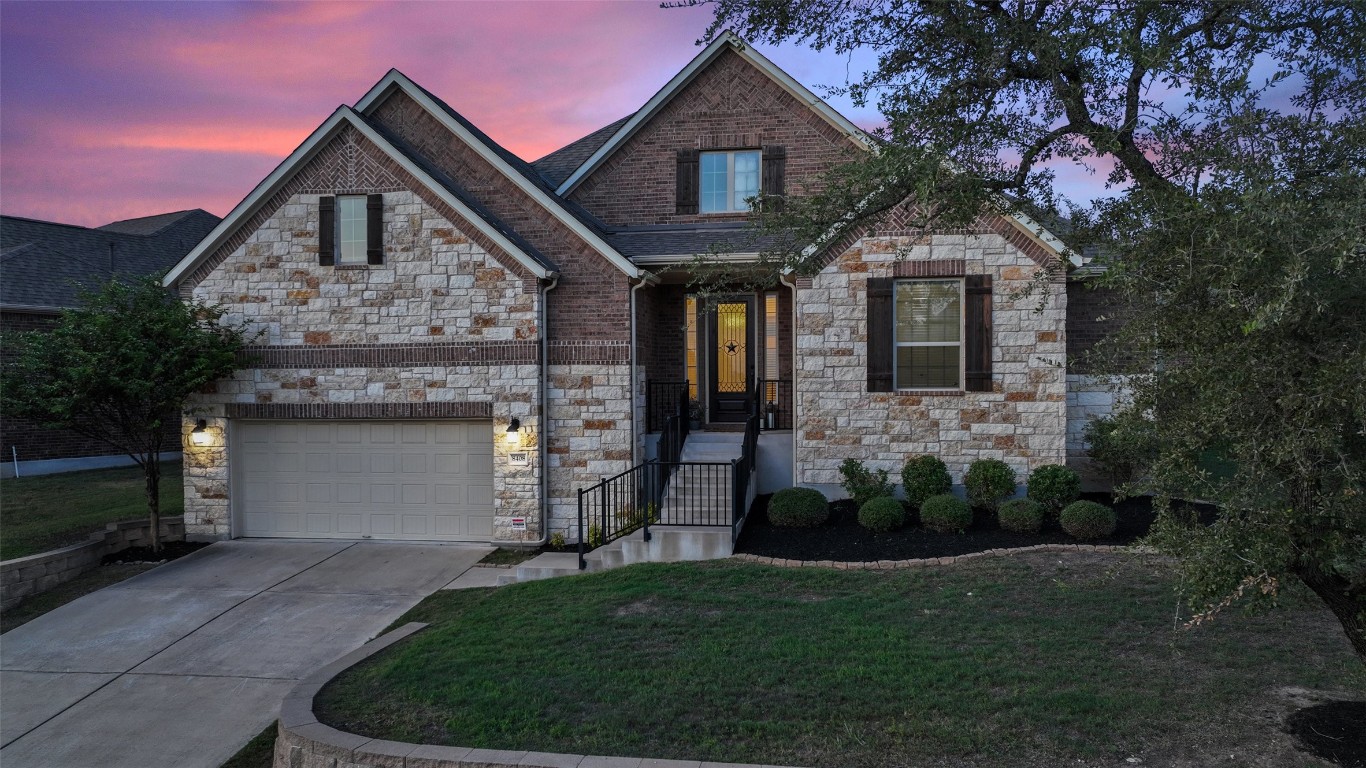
[102,540,208,565]
[735,492,1217,562]
[1288,701,1366,767]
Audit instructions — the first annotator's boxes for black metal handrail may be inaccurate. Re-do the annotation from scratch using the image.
[731,414,761,543]
[577,463,658,569]
[646,380,690,433]
[753,378,793,430]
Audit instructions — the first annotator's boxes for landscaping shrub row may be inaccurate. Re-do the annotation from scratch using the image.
[768,458,1115,543]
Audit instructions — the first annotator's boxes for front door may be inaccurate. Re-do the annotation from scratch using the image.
[708,297,754,422]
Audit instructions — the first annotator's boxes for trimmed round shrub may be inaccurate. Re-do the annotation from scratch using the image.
[920,494,972,533]
[1060,500,1117,540]
[997,498,1046,534]
[768,487,830,527]
[964,459,1017,511]
[1027,465,1082,515]
[857,496,905,533]
[901,455,952,509]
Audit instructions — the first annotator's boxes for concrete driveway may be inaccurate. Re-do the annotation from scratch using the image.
[0,539,492,768]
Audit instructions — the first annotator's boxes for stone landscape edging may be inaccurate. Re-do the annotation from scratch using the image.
[730,542,1137,570]
[0,515,186,610]
[277,622,797,768]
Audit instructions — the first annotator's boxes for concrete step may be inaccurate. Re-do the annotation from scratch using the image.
[498,526,733,585]
[685,432,744,444]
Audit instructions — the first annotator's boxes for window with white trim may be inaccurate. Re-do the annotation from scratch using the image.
[336,195,368,265]
[699,150,760,213]
[894,279,962,389]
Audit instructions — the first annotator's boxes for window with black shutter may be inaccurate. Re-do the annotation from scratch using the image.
[762,145,786,211]
[676,149,699,214]
[867,274,993,392]
[318,196,335,266]
[319,194,383,266]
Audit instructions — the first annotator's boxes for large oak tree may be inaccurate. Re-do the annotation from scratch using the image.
[687,0,1366,661]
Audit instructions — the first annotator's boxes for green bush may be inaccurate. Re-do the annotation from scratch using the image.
[1060,500,1117,540]
[1026,465,1082,515]
[920,494,972,533]
[839,458,895,507]
[963,459,1017,510]
[900,455,952,509]
[1084,411,1158,487]
[857,496,905,533]
[769,487,830,527]
[997,498,1046,534]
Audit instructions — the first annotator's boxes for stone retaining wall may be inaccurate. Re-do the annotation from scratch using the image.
[0,516,185,610]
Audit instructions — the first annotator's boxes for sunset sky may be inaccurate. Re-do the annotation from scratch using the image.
[0,1,1107,228]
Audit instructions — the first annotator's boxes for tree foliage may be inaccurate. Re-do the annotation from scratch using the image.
[690,0,1366,661]
[2,277,252,552]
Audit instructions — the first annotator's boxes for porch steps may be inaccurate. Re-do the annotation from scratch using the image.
[657,431,741,524]
[496,527,733,585]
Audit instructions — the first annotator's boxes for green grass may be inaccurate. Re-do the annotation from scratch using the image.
[317,553,1363,767]
[0,461,184,560]
[219,723,276,768]
[0,562,158,633]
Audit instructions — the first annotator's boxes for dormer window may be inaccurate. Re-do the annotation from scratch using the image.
[700,150,761,213]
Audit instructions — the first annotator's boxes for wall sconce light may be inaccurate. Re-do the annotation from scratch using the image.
[190,419,211,447]
[505,417,521,446]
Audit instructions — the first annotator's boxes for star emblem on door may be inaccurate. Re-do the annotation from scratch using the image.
[724,340,740,355]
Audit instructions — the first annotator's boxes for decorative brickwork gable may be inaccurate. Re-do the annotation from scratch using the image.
[368,92,633,345]
[568,48,858,228]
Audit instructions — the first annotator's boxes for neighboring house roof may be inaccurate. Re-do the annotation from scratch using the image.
[163,106,560,289]
[532,115,633,188]
[1,210,219,312]
[553,30,875,197]
[353,70,642,278]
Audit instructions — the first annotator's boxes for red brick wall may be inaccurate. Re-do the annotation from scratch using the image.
[568,48,860,228]
[1066,279,1129,374]
[368,92,632,344]
[2,311,181,462]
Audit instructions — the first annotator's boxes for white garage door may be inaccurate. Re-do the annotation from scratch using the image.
[234,420,494,541]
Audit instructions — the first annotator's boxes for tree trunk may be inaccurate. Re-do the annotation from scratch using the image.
[145,457,161,555]
[1297,566,1366,665]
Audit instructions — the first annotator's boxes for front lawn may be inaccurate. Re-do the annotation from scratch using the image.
[317,553,1363,767]
[0,461,184,560]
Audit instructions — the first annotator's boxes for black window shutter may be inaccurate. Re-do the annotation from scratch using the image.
[676,149,699,215]
[964,275,994,392]
[762,145,787,211]
[867,278,894,392]
[318,196,335,266]
[366,194,384,265]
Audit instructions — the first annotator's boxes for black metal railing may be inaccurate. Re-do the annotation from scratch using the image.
[731,414,761,542]
[652,460,734,527]
[576,463,659,568]
[754,378,793,430]
[646,380,690,433]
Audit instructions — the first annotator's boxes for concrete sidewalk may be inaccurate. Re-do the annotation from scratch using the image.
[0,539,491,768]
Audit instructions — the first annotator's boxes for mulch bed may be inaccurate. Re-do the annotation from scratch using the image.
[102,540,209,565]
[1287,701,1366,767]
[735,492,1217,562]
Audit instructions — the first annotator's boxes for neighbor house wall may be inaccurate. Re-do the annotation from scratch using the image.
[794,231,1068,493]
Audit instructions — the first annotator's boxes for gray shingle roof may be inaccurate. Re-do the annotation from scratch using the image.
[532,115,633,189]
[98,209,209,236]
[605,223,786,259]
[1,210,219,310]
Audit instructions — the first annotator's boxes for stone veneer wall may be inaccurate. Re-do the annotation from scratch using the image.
[795,233,1067,490]
[1065,373,1128,490]
[544,364,633,538]
[181,185,544,542]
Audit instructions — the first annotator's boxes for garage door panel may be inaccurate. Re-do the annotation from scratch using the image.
[235,420,494,541]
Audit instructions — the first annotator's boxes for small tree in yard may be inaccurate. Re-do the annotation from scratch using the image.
[2,277,252,554]
[689,1,1366,662]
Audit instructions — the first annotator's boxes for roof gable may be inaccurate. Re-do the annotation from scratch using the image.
[161,107,558,290]
[353,70,641,278]
[532,114,633,188]
[554,31,873,197]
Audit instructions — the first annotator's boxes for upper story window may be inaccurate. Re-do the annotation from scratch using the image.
[318,194,384,267]
[676,147,784,216]
[336,196,369,264]
[700,150,761,213]
[894,279,962,389]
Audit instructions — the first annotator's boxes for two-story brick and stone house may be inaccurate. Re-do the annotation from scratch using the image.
[165,32,1089,548]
